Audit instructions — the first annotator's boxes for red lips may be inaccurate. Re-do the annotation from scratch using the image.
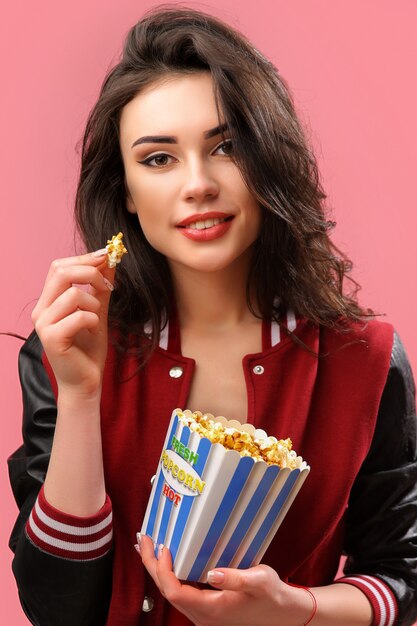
[176,212,234,242]
[176,212,232,227]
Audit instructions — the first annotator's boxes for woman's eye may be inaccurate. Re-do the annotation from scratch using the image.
[214,140,233,156]
[138,153,174,167]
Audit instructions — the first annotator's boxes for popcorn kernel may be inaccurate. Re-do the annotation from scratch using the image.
[106,232,128,268]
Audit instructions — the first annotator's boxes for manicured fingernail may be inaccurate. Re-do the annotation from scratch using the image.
[136,533,142,552]
[207,570,225,584]
[158,544,164,558]
[92,248,108,257]
[103,278,114,292]
[134,543,141,555]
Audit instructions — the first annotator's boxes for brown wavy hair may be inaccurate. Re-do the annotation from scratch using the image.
[74,5,371,357]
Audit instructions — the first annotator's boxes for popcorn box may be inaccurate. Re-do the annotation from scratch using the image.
[141,409,310,583]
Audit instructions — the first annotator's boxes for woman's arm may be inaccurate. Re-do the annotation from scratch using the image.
[8,250,117,625]
[31,252,114,515]
[9,331,113,626]
[335,330,417,626]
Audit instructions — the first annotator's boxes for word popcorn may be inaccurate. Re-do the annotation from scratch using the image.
[160,449,206,495]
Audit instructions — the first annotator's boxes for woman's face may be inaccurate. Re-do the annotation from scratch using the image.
[119,72,261,274]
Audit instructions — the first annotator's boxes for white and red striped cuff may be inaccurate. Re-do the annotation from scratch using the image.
[336,575,398,626]
[26,486,113,561]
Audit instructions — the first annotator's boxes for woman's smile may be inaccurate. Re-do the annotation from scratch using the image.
[176,212,235,241]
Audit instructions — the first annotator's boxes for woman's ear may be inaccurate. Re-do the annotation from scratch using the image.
[126,196,137,214]
[125,183,137,214]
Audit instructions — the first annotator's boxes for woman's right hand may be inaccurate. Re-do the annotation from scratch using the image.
[31,249,115,397]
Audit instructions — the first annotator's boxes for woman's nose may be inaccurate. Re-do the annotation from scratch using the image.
[180,160,220,203]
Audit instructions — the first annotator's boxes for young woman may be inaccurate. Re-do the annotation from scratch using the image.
[8,7,417,626]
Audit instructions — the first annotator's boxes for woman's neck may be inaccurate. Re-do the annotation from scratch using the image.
[169,254,259,332]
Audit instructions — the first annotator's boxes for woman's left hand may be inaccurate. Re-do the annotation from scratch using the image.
[138,534,313,626]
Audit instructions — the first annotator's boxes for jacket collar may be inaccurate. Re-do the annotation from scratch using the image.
[153,308,301,356]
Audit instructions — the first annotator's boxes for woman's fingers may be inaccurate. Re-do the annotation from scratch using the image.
[154,544,183,601]
[139,536,220,615]
[37,287,101,328]
[45,249,108,271]
[139,536,184,600]
[138,534,160,588]
[40,250,109,294]
[205,564,273,593]
[33,264,113,324]
[42,311,102,348]
[155,546,210,606]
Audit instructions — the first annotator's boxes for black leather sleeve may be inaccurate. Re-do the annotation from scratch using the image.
[343,331,417,625]
[7,331,113,626]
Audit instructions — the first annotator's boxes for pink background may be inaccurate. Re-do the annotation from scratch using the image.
[1,1,416,623]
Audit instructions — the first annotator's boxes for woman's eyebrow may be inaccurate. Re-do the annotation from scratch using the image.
[131,123,228,148]
[204,122,228,139]
[131,135,176,148]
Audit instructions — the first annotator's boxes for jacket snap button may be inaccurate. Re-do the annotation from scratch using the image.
[253,365,264,375]
[169,366,183,378]
[142,596,154,612]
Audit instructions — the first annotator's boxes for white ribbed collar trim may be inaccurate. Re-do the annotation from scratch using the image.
[145,309,298,351]
[271,309,297,347]
[144,319,169,350]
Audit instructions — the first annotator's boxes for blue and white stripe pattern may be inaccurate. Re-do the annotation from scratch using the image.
[141,410,309,582]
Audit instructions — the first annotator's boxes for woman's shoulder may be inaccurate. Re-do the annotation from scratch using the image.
[317,315,394,354]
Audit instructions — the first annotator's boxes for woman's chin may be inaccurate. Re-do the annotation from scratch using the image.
[167,250,252,276]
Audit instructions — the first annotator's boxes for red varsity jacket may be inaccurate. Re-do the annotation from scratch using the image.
[8,315,417,625]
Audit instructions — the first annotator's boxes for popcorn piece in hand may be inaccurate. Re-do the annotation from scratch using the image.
[106,232,128,268]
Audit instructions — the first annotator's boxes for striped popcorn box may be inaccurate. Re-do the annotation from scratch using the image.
[141,409,310,583]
